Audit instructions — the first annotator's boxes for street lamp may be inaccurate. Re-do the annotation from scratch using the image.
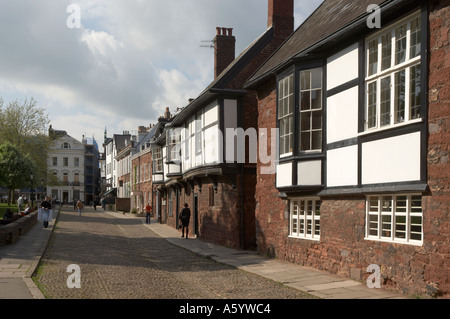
[30,172,34,208]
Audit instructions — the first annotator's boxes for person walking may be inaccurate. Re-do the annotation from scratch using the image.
[179,203,191,239]
[17,195,24,213]
[40,196,52,228]
[76,200,84,216]
[145,203,152,225]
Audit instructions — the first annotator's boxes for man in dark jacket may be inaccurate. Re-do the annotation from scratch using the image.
[179,203,191,239]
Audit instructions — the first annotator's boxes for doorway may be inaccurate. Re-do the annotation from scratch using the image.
[193,194,198,236]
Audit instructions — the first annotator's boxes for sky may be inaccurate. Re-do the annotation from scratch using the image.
[0,0,323,148]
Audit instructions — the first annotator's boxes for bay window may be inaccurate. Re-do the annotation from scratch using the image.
[278,74,294,156]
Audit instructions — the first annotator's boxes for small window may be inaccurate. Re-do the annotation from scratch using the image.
[290,198,321,240]
[365,194,423,245]
[62,142,71,149]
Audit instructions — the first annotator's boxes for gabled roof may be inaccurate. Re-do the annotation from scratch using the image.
[246,0,414,87]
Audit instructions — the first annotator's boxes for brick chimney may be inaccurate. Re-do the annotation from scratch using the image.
[268,0,294,39]
[214,27,235,79]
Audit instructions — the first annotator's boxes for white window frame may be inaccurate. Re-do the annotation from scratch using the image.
[289,198,321,241]
[299,68,323,153]
[278,74,294,157]
[365,194,423,246]
[365,12,422,132]
[152,146,163,173]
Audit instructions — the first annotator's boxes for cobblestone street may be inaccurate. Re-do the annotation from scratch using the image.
[32,207,316,299]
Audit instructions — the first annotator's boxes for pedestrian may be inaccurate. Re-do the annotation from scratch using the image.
[101,197,106,211]
[3,208,13,221]
[40,196,52,228]
[93,199,97,211]
[76,200,83,216]
[17,195,24,213]
[145,203,152,224]
[73,199,77,211]
[179,203,191,239]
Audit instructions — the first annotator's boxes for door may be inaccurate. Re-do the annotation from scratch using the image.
[193,194,198,236]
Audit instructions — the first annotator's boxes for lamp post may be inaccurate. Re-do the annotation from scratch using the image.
[30,172,34,208]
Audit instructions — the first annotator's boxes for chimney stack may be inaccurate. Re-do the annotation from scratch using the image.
[268,0,294,38]
[214,27,235,79]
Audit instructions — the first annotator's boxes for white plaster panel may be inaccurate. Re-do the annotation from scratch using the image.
[327,145,358,187]
[362,132,421,184]
[276,162,292,188]
[297,160,322,186]
[327,42,359,90]
[327,86,359,144]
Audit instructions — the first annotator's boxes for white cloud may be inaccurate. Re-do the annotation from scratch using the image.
[0,0,324,144]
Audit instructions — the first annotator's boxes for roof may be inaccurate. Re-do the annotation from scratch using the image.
[131,124,158,156]
[246,0,406,86]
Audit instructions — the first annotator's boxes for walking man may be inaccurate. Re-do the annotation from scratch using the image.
[76,200,83,216]
[179,203,191,239]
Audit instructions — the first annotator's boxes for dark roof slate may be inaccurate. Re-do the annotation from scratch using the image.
[247,0,390,85]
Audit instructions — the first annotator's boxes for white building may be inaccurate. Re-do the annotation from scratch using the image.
[47,126,85,203]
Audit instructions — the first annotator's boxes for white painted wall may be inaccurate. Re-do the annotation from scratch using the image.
[297,161,322,186]
[362,132,421,184]
[327,145,358,187]
[327,42,359,90]
[327,86,359,144]
[276,163,292,188]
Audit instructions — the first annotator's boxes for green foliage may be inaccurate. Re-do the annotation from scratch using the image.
[0,142,37,204]
[0,97,51,185]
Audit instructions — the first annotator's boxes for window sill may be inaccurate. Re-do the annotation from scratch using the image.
[360,118,423,137]
[364,237,423,247]
[288,235,320,242]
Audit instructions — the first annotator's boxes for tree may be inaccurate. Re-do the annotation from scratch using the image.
[0,142,37,205]
[0,97,50,185]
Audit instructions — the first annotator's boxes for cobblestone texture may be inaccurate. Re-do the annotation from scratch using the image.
[33,208,317,299]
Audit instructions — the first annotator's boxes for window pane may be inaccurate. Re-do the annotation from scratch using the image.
[395,24,407,65]
[301,71,311,90]
[368,82,377,128]
[315,201,321,216]
[311,90,322,110]
[381,31,392,71]
[300,132,311,151]
[312,131,322,150]
[301,92,310,111]
[410,17,421,59]
[396,196,407,213]
[301,112,311,131]
[315,219,320,236]
[380,76,391,126]
[369,214,379,236]
[410,64,421,119]
[311,69,322,89]
[394,70,406,123]
[368,39,378,76]
[381,215,392,238]
[300,201,305,215]
[395,215,406,239]
[307,220,312,235]
[411,195,422,213]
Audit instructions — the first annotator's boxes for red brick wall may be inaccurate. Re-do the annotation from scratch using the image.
[424,0,450,297]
